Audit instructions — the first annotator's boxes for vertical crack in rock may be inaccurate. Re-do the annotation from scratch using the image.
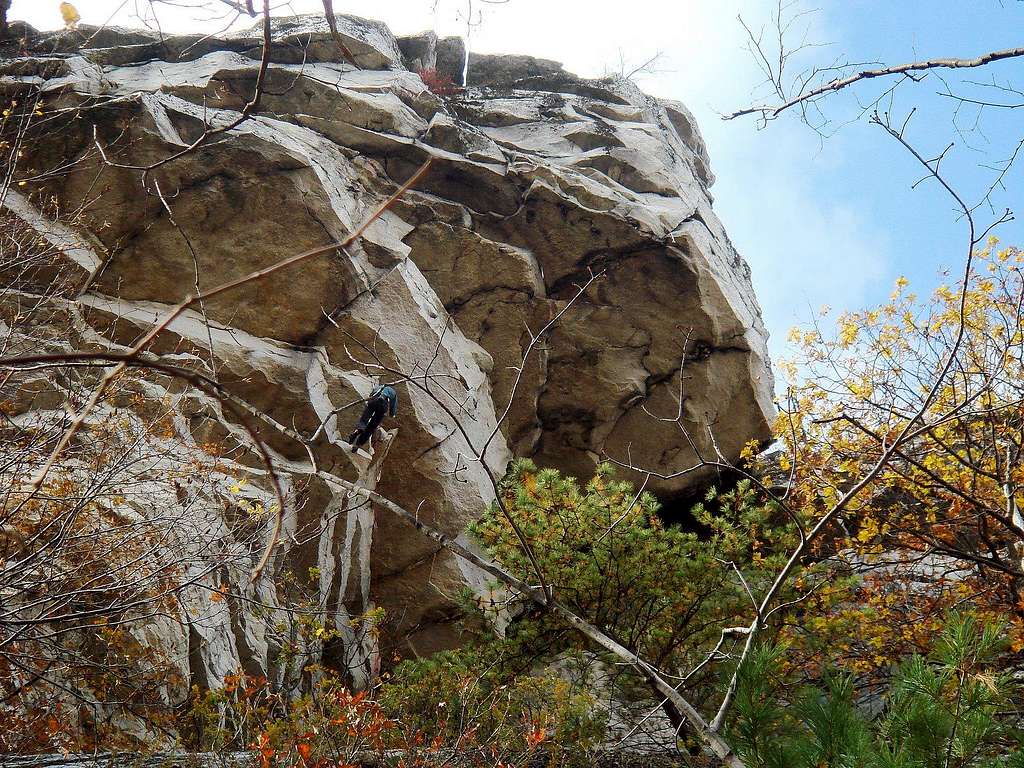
[319,430,395,689]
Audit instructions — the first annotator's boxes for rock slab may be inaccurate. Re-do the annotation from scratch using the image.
[0,11,774,736]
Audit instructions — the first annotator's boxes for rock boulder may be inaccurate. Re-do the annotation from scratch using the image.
[0,11,774,727]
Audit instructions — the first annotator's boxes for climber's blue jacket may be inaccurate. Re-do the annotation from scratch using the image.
[370,384,398,417]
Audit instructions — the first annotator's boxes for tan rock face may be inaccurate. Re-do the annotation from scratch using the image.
[1,13,773,707]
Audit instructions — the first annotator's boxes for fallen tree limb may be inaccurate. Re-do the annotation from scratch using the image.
[323,475,745,768]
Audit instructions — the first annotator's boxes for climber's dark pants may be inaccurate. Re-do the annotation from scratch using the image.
[348,399,387,448]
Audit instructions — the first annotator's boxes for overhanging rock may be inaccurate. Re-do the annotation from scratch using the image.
[0,12,774,700]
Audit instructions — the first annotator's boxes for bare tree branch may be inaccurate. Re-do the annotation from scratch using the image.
[726,45,1024,121]
[320,0,360,67]
[326,476,746,768]
[8,158,433,581]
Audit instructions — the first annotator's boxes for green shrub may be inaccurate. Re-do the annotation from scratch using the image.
[729,613,1024,768]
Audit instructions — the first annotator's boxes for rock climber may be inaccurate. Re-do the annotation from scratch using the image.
[347,382,398,452]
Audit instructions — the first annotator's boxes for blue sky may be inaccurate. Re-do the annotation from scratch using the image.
[651,0,1024,361]
[739,1,1024,317]
[11,1,1024,363]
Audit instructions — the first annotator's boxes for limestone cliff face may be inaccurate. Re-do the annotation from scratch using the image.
[0,14,773,706]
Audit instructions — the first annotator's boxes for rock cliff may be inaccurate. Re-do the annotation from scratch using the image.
[0,13,773,722]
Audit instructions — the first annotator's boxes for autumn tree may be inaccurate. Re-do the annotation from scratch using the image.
[766,241,1024,671]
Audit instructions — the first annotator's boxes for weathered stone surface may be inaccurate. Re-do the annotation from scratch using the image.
[246,13,404,69]
[29,24,164,52]
[1,11,773,730]
[466,51,564,87]
[397,30,437,71]
[435,36,467,84]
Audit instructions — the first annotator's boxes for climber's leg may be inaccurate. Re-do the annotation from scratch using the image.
[351,401,386,448]
[351,426,371,448]
[358,408,387,449]
[348,401,376,447]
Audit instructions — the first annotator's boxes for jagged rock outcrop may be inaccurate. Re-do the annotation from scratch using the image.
[0,13,773,726]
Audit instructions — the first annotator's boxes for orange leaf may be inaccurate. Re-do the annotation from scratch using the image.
[255,733,274,768]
